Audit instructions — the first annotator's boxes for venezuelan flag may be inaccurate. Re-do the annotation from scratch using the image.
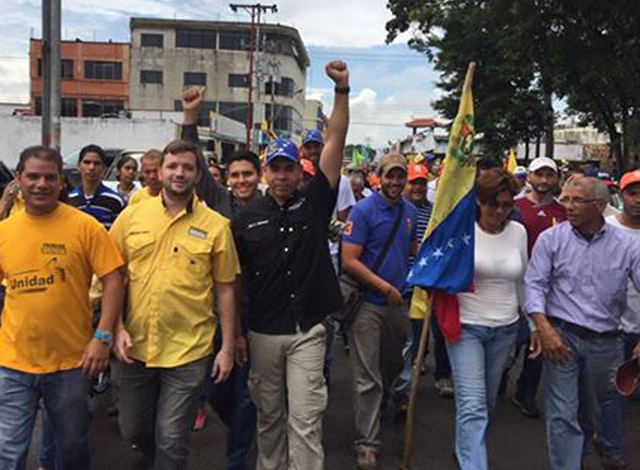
[407,63,477,343]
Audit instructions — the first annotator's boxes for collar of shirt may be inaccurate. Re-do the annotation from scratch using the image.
[570,219,606,243]
[160,192,195,214]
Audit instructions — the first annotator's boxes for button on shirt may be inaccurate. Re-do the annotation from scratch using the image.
[343,192,418,306]
[524,221,640,332]
[232,171,341,335]
[109,195,240,367]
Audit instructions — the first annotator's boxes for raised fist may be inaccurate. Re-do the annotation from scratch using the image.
[325,61,349,88]
[182,86,206,112]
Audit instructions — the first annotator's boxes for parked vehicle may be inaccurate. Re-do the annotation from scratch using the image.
[63,148,145,188]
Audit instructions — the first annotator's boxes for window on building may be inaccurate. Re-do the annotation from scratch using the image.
[228,73,249,88]
[184,72,206,87]
[141,33,164,48]
[219,31,251,51]
[61,98,77,117]
[84,61,123,80]
[265,104,299,133]
[176,29,216,49]
[140,70,163,84]
[219,102,249,125]
[264,77,295,98]
[174,100,217,127]
[81,99,124,117]
[37,59,74,79]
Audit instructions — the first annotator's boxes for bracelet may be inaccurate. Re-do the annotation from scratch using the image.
[221,347,234,356]
[335,86,350,95]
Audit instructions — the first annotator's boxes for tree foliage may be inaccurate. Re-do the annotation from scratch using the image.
[386,0,640,170]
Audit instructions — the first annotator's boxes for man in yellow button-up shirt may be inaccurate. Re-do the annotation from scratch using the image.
[110,139,240,470]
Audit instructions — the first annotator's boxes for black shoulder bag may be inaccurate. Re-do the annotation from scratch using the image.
[337,203,404,324]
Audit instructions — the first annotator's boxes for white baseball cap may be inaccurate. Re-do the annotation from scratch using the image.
[528,157,558,173]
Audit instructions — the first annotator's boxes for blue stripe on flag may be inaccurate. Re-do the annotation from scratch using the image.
[406,188,475,294]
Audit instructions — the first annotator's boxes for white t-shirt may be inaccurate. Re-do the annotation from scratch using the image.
[427,178,438,205]
[458,221,528,327]
[606,215,640,334]
[329,175,356,256]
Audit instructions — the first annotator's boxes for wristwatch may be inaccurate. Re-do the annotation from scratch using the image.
[93,330,113,347]
[335,86,350,94]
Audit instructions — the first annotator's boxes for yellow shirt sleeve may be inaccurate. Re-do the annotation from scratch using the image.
[211,220,241,284]
[109,209,127,263]
[84,217,124,279]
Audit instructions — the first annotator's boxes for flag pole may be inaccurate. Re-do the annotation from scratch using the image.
[400,61,476,470]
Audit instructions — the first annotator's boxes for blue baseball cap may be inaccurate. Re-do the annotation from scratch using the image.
[266,138,300,166]
[302,129,324,146]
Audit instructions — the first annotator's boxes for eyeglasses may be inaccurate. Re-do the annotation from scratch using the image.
[558,197,602,207]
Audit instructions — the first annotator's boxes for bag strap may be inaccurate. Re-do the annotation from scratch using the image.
[372,201,404,273]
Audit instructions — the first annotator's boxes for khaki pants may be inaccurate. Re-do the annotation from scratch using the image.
[248,323,328,470]
[350,301,410,453]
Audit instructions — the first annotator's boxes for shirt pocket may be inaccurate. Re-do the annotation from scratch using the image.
[173,239,212,288]
[125,234,155,280]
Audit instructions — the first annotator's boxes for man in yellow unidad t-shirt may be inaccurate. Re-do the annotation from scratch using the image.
[0,145,124,469]
[110,139,239,468]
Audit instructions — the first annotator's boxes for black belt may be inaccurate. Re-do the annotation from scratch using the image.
[549,317,619,340]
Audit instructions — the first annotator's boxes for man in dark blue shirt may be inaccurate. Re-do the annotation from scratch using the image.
[68,144,124,229]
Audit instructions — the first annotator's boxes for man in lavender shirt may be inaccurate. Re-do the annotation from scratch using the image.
[525,175,640,470]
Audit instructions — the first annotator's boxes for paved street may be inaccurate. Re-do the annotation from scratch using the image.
[27,341,640,470]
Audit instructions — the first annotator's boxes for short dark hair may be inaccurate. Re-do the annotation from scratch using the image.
[476,168,520,203]
[79,144,106,165]
[161,139,202,173]
[476,156,501,171]
[17,145,63,175]
[116,155,138,171]
[227,150,261,174]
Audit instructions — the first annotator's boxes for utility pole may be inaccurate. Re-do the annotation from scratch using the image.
[229,3,277,149]
[41,0,62,150]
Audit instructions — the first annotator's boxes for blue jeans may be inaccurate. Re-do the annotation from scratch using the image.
[544,321,623,470]
[206,333,257,470]
[514,317,543,401]
[38,409,60,470]
[446,322,518,470]
[0,367,90,470]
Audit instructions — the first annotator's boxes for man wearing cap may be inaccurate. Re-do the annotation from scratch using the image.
[393,161,453,416]
[231,61,349,470]
[511,157,566,418]
[525,175,640,470]
[342,153,418,469]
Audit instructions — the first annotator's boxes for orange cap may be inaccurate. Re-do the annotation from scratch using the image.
[408,161,429,182]
[301,158,315,176]
[620,170,640,192]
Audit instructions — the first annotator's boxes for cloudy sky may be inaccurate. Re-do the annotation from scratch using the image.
[2,0,441,147]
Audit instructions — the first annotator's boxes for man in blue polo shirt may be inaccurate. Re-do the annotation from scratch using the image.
[342,152,418,470]
[68,144,125,229]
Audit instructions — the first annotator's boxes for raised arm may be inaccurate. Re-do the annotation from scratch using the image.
[319,61,350,189]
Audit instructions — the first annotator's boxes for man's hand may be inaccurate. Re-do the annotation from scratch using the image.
[325,61,349,88]
[539,325,569,364]
[528,330,542,359]
[182,86,205,125]
[235,336,249,367]
[211,349,234,384]
[78,338,111,377]
[114,328,133,364]
[386,285,404,306]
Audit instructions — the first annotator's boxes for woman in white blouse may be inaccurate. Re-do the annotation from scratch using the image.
[447,168,528,470]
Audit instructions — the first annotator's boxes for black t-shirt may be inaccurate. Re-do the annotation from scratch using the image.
[232,171,342,334]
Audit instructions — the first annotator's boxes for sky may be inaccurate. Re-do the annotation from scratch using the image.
[2,0,441,147]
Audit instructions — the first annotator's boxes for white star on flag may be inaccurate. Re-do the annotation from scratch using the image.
[462,234,471,246]
[418,257,428,267]
[447,239,455,249]
[433,247,444,258]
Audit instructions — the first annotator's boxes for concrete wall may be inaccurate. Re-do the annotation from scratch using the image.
[0,116,179,169]
[129,21,306,139]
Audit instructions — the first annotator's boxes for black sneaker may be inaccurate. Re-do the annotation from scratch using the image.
[512,396,541,419]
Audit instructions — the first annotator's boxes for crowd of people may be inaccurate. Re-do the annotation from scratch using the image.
[0,59,638,470]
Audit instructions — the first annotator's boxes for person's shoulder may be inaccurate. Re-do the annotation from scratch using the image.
[97,184,125,207]
[506,219,527,236]
[196,200,232,227]
[403,198,419,217]
[60,203,107,231]
[231,196,269,227]
[67,187,81,200]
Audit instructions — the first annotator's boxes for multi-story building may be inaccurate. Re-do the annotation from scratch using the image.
[304,99,325,132]
[29,38,130,117]
[129,17,309,151]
